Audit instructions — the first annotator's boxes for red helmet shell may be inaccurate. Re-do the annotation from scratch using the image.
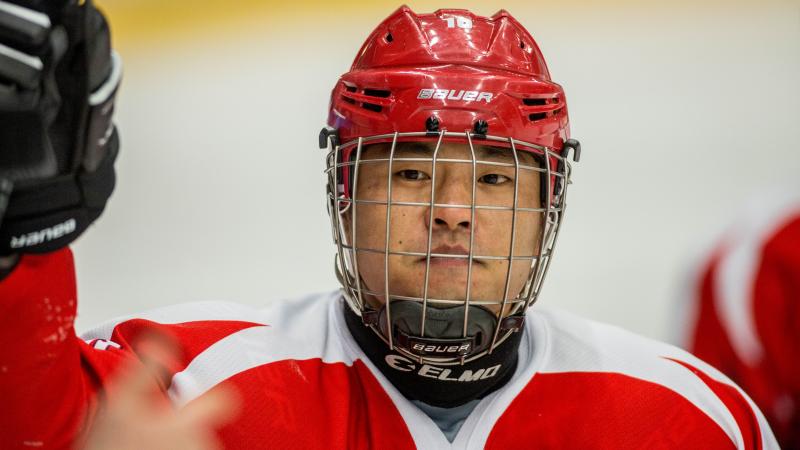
[327,6,571,151]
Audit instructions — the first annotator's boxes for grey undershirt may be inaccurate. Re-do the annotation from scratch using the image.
[412,398,482,443]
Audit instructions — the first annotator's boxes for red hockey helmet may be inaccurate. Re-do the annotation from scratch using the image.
[321,6,581,364]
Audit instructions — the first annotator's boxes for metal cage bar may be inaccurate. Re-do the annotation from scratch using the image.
[337,244,546,261]
[489,137,521,352]
[330,140,356,309]
[330,196,559,214]
[383,132,399,349]
[462,132,479,355]
[349,138,366,312]
[332,157,555,176]
[419,131,446,344]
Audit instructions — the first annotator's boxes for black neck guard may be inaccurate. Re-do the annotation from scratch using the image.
[343,302,522,408]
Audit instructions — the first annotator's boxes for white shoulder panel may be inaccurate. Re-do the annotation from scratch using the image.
[78,291,355,407]
[79,290,348,341]
[80,300,270,341]
[165,291,355,407]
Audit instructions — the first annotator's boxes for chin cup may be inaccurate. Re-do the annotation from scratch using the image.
[374,300,499,359]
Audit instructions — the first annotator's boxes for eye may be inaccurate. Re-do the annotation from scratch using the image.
[479,174,511,185]
[397,169,430,181]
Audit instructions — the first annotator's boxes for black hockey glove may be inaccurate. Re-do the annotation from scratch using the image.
[0,0,120,254]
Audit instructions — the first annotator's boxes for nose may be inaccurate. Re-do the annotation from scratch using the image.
[426,173,473,232]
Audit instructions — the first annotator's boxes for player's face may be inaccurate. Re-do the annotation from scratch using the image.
[344,141,543,314]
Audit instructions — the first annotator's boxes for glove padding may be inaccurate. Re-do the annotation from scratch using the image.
[0,0,121,254]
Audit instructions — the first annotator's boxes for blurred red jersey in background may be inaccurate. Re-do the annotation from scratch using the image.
[684,192,800,449]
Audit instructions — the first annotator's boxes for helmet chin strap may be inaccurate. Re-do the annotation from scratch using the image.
[344,300,522,408]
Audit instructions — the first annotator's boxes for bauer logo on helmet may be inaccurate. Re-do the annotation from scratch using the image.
[417,88,494,102]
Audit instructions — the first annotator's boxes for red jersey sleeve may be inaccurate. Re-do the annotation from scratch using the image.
[0,248,164,450]
[0,248,266,450]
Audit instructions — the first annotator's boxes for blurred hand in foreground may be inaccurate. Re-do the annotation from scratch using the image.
[80,340,239,450]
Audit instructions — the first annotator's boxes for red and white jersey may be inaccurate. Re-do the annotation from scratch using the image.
[0,249,778,449]
[683,192,800,449]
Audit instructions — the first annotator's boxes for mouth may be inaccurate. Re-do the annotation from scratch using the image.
[419,245,481,267]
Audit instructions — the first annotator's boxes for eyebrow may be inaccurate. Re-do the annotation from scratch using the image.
[393,142,535,163]
[479,146,512,159]
[393,142,434,155]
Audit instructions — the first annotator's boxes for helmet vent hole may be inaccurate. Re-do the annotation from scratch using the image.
[342,85,357,104]
[519,40,525,49]
[362,103,383,113]
[523,98,547,106]
[385,33,394,43]
[363,89,391,98]
[529,112,547,121]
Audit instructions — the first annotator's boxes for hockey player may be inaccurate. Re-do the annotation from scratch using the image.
[0,1,780,449]
[682,192,800,449]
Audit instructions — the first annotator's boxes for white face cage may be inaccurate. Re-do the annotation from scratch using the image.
[322,130,577,365]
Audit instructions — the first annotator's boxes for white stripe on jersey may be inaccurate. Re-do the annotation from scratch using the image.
[716,191,800,366]
[80,300,271,340]
[168,291,355,407]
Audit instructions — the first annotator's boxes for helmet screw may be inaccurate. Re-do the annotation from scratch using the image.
[474,119,489,135]
[425,115,440,132]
